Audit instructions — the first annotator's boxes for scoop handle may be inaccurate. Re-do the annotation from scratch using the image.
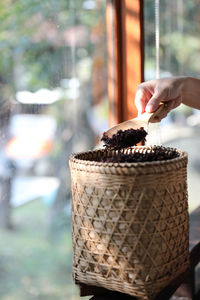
[138,103,166,123]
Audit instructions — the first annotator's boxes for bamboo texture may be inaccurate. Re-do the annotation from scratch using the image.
[69,146,189,300]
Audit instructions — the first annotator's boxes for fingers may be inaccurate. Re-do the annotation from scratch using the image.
[135,88,151,115]
[135,79,183,118]
[161,97,182,116]
[173,96,182,109]
[151,97,182,122]
[135,84,169,114]
[145,89,168,113]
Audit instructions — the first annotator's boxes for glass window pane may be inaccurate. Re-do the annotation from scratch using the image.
[144,0,200,213]
[0,0,108,299]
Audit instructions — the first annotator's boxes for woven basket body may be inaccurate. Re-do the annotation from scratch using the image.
[69,146,189,300]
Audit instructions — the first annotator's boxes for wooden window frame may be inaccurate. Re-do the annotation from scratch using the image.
[106,0,144,127]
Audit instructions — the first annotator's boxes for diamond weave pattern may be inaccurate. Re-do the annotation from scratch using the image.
[69,147,189,300]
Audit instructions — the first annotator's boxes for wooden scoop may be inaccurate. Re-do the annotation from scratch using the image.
[104,103,166,138]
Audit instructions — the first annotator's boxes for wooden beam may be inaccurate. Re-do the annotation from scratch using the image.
[106,0,123,127]
[106,0,144,127]
[121,0,144,121]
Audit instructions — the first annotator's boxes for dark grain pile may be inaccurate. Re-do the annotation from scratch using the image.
[101,127,147,149]
[100,146,179,163]
[100,127,179,163]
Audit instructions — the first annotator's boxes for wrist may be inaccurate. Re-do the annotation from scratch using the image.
[182,77,200,109]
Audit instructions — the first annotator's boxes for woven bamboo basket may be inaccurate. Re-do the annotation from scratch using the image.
[69,146,189,300]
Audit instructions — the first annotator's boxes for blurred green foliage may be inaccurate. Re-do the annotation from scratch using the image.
[0,2,106,299]
[0,0,105,92]
[0,199,80,300]
[145,0,200,78]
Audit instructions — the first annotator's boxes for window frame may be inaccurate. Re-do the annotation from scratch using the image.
[106,0,144,127]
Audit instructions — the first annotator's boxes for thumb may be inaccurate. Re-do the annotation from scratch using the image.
[145,90,167,113]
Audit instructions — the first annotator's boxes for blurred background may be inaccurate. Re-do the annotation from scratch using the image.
[0,0,200,299]
[0,0,108,299]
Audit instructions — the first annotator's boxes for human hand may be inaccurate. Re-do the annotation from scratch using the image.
[135,77,185,120]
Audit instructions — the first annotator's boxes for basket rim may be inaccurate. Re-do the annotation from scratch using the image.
[69,145,188,168]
